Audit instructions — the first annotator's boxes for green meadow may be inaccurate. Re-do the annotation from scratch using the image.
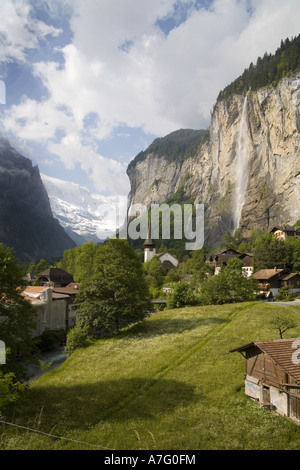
[1,301,300,450]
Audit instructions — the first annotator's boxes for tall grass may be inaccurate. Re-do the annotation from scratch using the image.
[1,302,300,450]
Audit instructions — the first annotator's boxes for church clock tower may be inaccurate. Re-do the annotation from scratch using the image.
[144,223,156,263]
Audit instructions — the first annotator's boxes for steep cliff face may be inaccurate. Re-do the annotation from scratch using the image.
[127,74,300,248]
[0,138,76,262]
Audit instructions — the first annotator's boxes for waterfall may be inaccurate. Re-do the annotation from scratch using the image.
[232,95,250,232]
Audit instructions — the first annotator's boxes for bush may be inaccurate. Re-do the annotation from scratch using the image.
[36,330,66,352]
[0,371,24,410]
[167,281,197,309]
[66,326,94,354]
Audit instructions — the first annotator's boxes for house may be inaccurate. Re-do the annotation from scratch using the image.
[281,273,300,295]
[144,229,178,272]
[21,283,80,335]
[270,226,300,240]
[37,267,74,287]
[155,252,179,273]
[230,339,300,423]
[21,286,69,336]
[52,283,81,328]
[205,249,254,277]
[252,268,289,298]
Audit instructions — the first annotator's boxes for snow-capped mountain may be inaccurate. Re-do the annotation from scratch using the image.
[41,174,125,245]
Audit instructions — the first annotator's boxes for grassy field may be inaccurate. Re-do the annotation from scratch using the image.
[1,301,300,450]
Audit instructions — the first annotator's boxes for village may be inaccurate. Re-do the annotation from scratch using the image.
[22,224,300,336]
[16,223,300,425]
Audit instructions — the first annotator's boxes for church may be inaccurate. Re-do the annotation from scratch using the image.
[144,231,178,273]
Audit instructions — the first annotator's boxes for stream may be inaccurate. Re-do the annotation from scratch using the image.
[26,347,68,382]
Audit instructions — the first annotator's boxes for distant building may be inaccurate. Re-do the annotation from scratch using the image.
[230,339,300,424]
[21,286,69,335]
[21,283,80,335]
[205,248,254,277]
[143,226,178,272]
[155,252,179,273]
[252,268,288,298]
[281,273,300,295]
[37,268,74,287]
[144,231,156,263]
[270,226,300,240]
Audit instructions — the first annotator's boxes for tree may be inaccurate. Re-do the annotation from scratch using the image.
[0,370,24,410]
[184,249,207,288]
[58,243,99,282]
[73,239,153,339]
[286,238,300,272]
[222,229,243,250]
[269,313,296,339]
[167,281,197,309]
[0,244,37,381]
[199,257,257,305]
[144,256,165,289]
[35,258,49,274]
[253,234,292,271]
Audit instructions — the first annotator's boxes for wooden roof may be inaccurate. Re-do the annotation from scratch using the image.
[283,273,300,281]
[37,268,74,283]
[230,339,300,384]
[252,269,286,280]
[270,226,300,233]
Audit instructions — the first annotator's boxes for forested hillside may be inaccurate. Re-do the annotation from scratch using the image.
[127,129,209,172]
[217,34,300,101]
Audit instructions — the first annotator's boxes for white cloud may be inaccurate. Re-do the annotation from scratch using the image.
[0,0,62,63]
[1,0,300,196]
[48,135,130,196]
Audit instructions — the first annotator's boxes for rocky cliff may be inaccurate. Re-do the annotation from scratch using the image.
[0,138,76,262]
[127,73,300,249]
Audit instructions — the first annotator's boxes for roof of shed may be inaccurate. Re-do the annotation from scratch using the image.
[230,339,300,383]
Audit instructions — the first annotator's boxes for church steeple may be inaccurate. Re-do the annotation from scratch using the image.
[144,221,156,262]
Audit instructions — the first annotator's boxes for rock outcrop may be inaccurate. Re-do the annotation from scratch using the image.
[127,74,300,248]
[0,138,76,262]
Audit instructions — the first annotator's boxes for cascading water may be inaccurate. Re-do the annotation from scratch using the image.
[232,95,250,232]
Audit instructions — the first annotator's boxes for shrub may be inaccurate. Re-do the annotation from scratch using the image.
[167,281,197,309]
[66,325,94,354]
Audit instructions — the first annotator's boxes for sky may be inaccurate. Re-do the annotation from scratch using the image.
[0,0,299,199]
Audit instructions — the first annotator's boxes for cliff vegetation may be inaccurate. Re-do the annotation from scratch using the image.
[217,34,300,101]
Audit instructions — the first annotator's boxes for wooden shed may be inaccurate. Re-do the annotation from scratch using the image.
[230,339,300,423]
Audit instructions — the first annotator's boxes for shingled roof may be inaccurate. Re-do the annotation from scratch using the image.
[37,268,74,285]
[252,269,286,280]
[230,339,300,384]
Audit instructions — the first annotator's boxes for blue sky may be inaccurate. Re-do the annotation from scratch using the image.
[0,0,299,198]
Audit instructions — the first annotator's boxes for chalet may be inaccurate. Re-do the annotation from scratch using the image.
[252,268,289,298]
[281,273,300,295]
[270,226,300,240]
[37,268,74,287]
[205,248,254,277]
[230,339,300,424]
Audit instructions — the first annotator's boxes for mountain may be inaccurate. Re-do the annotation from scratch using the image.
[41,174,119,245]
[0,138,76,262]
[127,71,300,249]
